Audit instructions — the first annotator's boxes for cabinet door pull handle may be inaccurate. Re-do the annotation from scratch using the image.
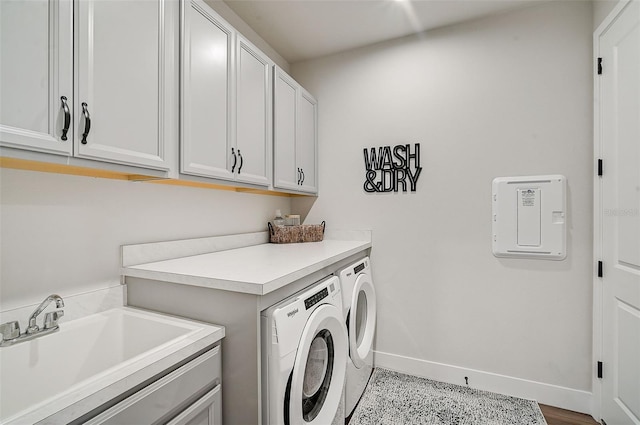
[300,168,305,184]
[297,168,301,185]
[231,148,237,172]
[60,96,70,141]
[237,150,243,173]
[81,102,91,144]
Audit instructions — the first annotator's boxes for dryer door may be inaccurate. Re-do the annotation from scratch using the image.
[349,273,377,369]
[288,304,347,425]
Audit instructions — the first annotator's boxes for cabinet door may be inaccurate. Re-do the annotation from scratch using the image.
[167,386,222,425]
[75,0,173,170]
[235,36,271,187]
[0,0,72,155]
[273,66,299,191]
[181,0,234,181]
[297,88,318,194]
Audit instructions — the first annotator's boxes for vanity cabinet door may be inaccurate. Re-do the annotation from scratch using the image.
[180,0,235,181]
[167,385,222,425]
[0,0,73,155]
[75,0,175,170]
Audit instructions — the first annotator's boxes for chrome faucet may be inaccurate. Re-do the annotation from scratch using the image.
[27,294,65,334]
[0,294,65,347]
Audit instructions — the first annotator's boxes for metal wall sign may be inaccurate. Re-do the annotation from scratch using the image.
[363,143,422,193]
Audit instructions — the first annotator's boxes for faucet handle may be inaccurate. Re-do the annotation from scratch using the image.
[44,310,64,330]
[0,321,21,341]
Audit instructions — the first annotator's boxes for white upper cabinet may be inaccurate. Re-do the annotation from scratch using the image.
[273,66,318,194]
[273,68,298,190]
[235,35,272,187]
[75,0,176,170]
[180,0,234,181]
[297,88,317,193]
[0,0,73,155]
[0,0,176,172]
[181,1,272,187]
[1,0,316,192]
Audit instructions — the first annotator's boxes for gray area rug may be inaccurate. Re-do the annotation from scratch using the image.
[349,368,547,425]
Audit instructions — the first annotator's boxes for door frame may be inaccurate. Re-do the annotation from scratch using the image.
[592,1,634,421]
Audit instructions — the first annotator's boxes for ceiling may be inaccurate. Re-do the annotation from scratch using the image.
[223,0,539,63]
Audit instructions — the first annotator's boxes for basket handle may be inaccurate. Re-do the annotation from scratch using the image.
[268,222,274,236]
[321,221,326,234]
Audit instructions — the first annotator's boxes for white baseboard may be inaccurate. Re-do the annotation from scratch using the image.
[373,350,594,418]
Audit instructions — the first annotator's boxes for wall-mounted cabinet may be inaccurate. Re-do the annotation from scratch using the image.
[1,0,317,195]
[180,0,234,182]
[0,0,176,173]
[235,35,273,187]
[273,66,318,194]
[0,0,73,156]
[181,0,272,187]
[75,0,176,170]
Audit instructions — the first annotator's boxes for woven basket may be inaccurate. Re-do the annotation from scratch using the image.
[268,221,326,244]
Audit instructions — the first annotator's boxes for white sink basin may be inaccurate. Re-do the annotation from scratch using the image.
[0,307,224,424]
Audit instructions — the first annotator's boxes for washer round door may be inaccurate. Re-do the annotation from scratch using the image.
[288,304,348,425]
[348,273,377,368]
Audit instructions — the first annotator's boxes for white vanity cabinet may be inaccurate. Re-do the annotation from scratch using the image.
[273,66,318,194]
[167,386,221,425]
[0,0,177,172]
[83,345,222,425]
[181,0,272,187]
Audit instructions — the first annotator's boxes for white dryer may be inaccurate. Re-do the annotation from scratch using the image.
[261,276,348,425]
[337,257,377,418]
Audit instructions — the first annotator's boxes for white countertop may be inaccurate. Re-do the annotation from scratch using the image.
[122,238,372,295]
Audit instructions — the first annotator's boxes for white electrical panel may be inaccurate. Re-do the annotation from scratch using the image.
[492,175,566,260]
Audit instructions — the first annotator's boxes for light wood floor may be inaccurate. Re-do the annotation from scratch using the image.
[540,405,600,425]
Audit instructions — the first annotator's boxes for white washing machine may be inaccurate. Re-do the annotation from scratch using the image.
[261,276,348,425]
[337,257,377,418]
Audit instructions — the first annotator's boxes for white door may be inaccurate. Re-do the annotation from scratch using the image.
[273,66,299,191]
[0,0,72,155]
[75,0,173,170]
[349,274,377,368]
[288,304,347,425]
[598,2,640,424]
[236,36,271,187]
[181,0,234,181]
[297,88,318,194]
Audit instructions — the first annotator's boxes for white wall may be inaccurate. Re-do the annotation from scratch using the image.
[205,0,290,71]
[292,0,594,406]
[0,168,290,311]
[593,0,621,30]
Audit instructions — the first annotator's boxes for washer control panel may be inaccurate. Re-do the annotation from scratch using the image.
[304,288,328,310]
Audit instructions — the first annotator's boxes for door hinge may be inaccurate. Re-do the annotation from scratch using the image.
[597,361,603,379]
[597,57,603,75]
[598,159,603,177]
[598,261,603,278]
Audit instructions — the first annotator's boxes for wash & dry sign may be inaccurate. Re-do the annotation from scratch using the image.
[363,143,422,193]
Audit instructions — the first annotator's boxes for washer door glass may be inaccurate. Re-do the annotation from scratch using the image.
[288,304,347,425]
[349,274,377,368]
[302,330,333,421]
